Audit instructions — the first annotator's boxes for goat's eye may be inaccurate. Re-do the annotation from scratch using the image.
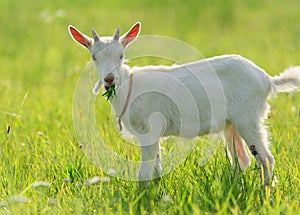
[120,54,123,60]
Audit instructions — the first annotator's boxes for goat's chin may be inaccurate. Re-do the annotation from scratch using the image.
[104,84,114,91]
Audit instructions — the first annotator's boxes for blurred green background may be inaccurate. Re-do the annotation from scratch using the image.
[1,0,300,214]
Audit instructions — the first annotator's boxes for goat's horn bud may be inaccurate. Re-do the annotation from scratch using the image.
[91,28,100,42]
[113,26,120,41]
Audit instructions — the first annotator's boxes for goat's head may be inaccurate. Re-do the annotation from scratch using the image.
[68,22,141,94]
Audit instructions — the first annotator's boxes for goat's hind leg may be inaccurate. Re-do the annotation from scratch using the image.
[224,124,251,170]
[234,122,275,186]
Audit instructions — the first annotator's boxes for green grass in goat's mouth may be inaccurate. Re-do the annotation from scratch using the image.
[102,85,116,100]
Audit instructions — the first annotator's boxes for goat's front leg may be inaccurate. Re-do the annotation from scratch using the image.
[136,112,165,185]
[137,140,161,185]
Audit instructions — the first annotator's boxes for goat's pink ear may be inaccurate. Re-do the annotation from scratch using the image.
[121,22,141,47]
[68,25,92,49]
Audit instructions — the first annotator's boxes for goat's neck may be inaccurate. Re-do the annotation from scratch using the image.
[119,64,132,86]
[110,63,132,115]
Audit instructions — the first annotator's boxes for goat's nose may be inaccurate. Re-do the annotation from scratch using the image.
[104,74,115,84]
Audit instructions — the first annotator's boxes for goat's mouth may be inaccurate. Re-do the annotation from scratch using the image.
[104,84,115,91]
[102,84,116,100]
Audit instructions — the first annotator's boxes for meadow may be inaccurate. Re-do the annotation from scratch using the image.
[1,0,300,214]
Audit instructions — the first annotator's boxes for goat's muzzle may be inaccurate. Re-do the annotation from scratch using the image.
[104,73,115,91]
[105,84,115,91]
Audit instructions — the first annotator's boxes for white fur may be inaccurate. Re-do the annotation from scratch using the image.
[68,23,300,185]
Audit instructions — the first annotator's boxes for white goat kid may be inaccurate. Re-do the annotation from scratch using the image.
[68,22,300,186]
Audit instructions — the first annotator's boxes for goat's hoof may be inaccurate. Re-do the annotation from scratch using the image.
[137,180,148,188]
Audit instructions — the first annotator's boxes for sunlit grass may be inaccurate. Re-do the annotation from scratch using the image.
[1,0,300,214]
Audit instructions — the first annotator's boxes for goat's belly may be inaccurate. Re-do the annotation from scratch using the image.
[125,88,227,139]
[161,115,224,138]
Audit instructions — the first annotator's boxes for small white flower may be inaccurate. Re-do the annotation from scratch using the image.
[76,183,83,188]
[37,131,45,136]
[162,195,171,202]
[55,9,65,18]
[101,177,110,183]
[8,195,28,204]
[86,176,101,185]
[32,181,51,188]
[62,178,71,182]
[272,175,279,188]
[38,10,53,23]
[107,169,117,175]
[48,198,58,205]
[0,201,7,207]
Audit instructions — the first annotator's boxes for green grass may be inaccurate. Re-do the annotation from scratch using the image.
[1,0,300,214]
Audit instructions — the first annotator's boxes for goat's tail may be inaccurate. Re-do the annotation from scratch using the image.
[271,66,300,93]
